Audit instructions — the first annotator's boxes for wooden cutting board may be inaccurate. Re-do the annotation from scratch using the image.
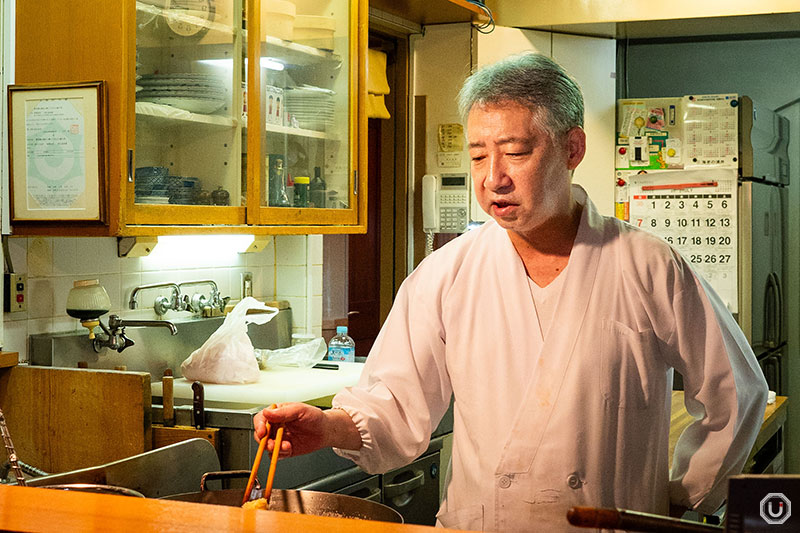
[0,352,18,368]
[0,365,152,474]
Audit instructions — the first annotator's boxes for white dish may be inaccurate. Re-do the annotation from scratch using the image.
[137,95,226,114]
[137,88,227,98]
[136,196,170,204]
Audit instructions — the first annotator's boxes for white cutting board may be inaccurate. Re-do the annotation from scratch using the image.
[151,362,364,408]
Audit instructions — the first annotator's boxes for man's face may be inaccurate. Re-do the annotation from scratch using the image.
[467,101,584,239]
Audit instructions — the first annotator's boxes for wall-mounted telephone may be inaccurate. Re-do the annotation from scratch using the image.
[422,173,469,234]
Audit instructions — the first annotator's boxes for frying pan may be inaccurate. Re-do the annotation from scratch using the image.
[162,470,403,523]
[568,506,723,532]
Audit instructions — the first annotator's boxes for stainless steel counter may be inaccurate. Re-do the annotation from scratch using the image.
[28,307,292,380]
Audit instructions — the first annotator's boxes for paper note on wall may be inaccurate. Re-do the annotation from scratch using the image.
[438,123,464,152]
[682,94,738,168]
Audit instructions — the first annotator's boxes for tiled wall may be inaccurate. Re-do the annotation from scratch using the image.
[2,234,323,362]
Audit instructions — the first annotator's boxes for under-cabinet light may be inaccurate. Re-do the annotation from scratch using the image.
[260,58,285,71]
[156,234,257,255]
[133,235,270,268]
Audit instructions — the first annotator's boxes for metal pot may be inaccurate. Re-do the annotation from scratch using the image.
[162,471,402,523]
[42,483,146,498]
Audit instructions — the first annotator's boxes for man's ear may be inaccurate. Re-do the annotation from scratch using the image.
[565,127,586,170]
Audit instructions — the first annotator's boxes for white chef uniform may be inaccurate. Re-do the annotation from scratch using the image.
[332,184,767,532]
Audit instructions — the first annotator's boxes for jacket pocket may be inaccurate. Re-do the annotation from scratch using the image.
[436,503,485,531]
[600,319,662,410]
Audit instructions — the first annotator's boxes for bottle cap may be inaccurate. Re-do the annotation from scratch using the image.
[295,176,310,184]
[336,326,348,335]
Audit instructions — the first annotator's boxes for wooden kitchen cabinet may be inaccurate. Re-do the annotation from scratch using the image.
[13,0,367,237]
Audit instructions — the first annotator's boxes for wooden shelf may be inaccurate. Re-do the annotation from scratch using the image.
[370,0,490,25]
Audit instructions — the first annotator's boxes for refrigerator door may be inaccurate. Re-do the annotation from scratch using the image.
[738,180,785,348]
[758,350,783,395]
[739,96,791,184]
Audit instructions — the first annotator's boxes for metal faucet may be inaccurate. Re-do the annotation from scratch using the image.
[129,282,184,316]
[179,280,230,314]
[93,314,177,353]
[128,279,229,317]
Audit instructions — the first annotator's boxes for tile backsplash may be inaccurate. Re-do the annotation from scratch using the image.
[2,234,323,362]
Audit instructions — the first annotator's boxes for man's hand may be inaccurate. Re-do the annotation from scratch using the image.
[253,403,362,458]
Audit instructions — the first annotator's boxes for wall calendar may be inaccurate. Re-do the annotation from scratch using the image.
[623,168,739,313]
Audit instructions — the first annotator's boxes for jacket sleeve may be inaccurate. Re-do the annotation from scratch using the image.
[665,272,768,513]
[330,266,453,474]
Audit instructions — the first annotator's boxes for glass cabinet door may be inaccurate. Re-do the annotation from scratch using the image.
[256,0,355,221]
[133,0,245,221]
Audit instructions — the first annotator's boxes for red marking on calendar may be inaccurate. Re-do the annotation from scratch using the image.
[640,181,718,191]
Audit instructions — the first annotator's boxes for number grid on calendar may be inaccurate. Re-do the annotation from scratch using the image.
[628,177,738,313]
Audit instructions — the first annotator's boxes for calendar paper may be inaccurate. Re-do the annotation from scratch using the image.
[627,168,738,313]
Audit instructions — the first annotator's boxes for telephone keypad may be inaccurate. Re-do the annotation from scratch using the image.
[439,191,468,232]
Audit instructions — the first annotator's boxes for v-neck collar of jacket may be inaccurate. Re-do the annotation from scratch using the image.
[495,185,608,474]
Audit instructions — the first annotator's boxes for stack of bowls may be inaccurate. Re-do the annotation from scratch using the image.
[293,15,335,50]
[262,0,296,41]
[169,177,202,205]
[135,166,170,204]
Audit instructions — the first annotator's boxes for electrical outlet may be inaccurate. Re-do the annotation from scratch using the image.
[4,273,27,313]
[241,271,253,299]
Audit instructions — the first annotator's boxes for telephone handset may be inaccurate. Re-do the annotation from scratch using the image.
[422,174,439,232]
[422,173,469,234]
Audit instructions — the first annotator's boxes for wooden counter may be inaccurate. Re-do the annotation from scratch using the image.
[0,484,445,533]
[669,391,788,470]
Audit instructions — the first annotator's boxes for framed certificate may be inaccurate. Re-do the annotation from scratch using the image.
[8,81,108,224]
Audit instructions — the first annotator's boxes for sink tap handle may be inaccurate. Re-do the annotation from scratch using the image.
[118,332,135,353]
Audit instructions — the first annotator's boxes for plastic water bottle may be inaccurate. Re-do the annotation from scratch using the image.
[327,326,355,362]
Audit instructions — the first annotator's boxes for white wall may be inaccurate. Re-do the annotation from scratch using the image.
[412,24,616,220]
[2,234,323,362]
[626,36,800,472]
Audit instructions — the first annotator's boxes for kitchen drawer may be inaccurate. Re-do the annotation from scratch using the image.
[336,475,382,502]
[383,451,440,526]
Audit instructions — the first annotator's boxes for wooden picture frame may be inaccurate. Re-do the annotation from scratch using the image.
[8,81,108,224]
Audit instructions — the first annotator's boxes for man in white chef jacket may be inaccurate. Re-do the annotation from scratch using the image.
[254,52,768,531]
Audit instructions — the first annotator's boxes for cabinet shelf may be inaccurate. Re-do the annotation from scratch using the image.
[256,34,342,67]
[265,123,336,140]
[135,101,238,128]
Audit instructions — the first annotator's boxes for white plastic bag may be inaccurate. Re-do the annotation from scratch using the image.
[181,297,279,384]
[255,337,327,369]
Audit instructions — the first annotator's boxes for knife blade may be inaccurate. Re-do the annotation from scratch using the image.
[191,381,205,429]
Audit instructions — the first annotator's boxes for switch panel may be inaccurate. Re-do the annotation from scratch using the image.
[4,273,27,313]
[241,271,253,299]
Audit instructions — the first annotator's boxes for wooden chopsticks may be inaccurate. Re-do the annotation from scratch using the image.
[263,424,284,504]
[242,403,283,506]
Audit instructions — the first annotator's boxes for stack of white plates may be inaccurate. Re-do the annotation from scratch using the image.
[137,196,171,205]
[285,86,335,131]
[137,73,227,114]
